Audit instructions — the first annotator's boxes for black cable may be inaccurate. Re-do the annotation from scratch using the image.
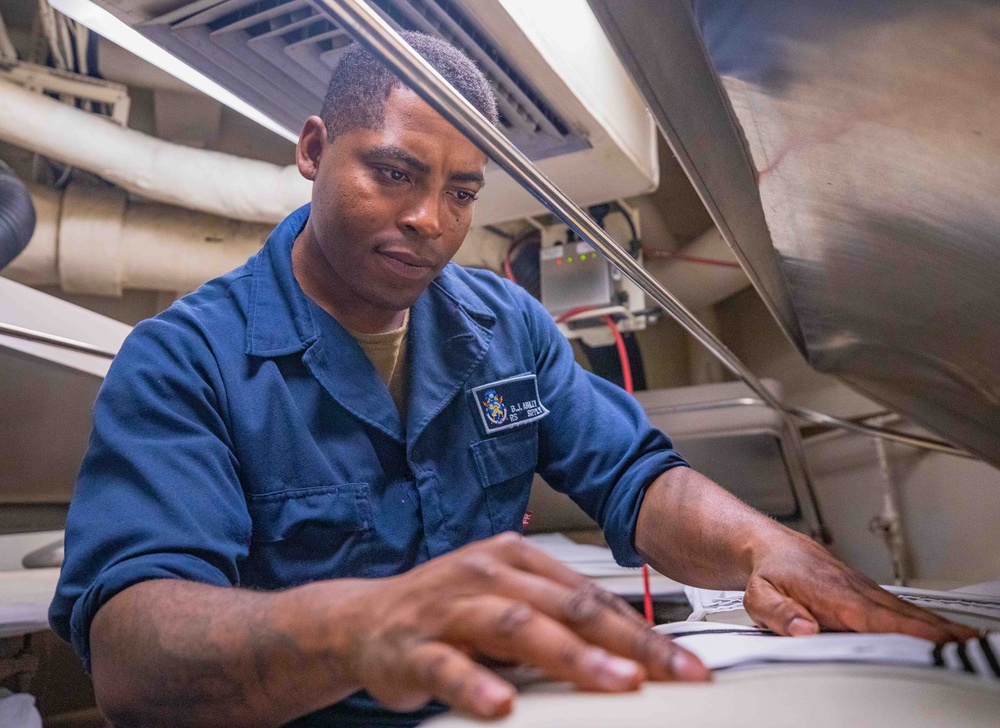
[588,202,641,258]
[578,330,647,392]
[607,203,641,258]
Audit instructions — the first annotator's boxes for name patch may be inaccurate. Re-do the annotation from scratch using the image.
[471,374,549,434]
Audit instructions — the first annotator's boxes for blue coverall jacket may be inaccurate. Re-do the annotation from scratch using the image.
[50,204,687,726]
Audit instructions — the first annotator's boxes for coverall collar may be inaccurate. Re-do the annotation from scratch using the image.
[245,204,497,444]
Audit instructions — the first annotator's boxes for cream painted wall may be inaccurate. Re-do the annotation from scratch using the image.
[633,317,692,391]
[806,433,1000,586]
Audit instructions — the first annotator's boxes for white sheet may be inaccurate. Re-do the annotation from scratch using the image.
[684,584,1000,632]
[656,621,1000,681]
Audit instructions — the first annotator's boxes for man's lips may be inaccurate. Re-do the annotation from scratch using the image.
[375,248,435,281]
[378,248,435,268]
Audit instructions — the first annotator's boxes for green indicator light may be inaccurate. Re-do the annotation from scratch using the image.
[567,257,574,263]
[580,254,587,260]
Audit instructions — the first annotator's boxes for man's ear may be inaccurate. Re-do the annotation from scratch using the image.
[296,116,328,181]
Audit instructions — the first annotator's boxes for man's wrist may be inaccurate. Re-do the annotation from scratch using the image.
[274,578,384,703]
[744,522,814,581]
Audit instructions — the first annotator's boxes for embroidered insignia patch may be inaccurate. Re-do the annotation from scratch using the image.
[471,374,549,434]
[482,389,507,425]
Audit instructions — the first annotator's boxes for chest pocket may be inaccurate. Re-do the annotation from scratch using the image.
[242,482,372,588]
[469,425,539,534]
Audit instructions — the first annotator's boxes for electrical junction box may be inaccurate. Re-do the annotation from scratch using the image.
[540,242,612,316]
[537,203,648,344]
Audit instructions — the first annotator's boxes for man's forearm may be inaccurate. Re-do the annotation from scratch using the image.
[90,578,375,728]
[87,536,711,727]
[635,466,801,590]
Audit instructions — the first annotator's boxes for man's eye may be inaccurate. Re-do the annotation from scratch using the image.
[378,167,408,183]
[453,190,478,205]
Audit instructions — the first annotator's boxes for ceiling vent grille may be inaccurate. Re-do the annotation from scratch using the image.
[141,0,588,159]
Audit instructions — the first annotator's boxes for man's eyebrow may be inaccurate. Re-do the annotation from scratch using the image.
[450,170,486,186]
[364,145,429,174]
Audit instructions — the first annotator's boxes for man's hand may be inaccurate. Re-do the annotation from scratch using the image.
[743,530,979,642]
[317,532,709,720]
[636,466,977,646]
[90,533,706,728]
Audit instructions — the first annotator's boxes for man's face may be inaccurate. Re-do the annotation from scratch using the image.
[298,86,488,312]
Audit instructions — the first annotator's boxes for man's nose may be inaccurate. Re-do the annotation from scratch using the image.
[399,192,444,240]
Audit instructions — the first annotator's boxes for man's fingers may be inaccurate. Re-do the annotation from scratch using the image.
[747,565,977,644]
[744,575,820,636]
[842,579,979,642]
[387,641,516,719]
[775,560,977,642]
[839,590,977,644]
[482,533,648,628]
[459,557,708,682]
[445,596,648,692]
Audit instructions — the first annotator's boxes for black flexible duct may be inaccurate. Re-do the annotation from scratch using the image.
[0,161,36,271]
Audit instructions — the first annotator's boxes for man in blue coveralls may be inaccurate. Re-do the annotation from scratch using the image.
[50,31,974,728]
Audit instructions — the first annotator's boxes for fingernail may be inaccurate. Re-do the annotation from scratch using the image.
[670,649,711,682]
[602,656,641,681]
[476,680,515,712]
[581,647,610,672]
[788,617,818,636]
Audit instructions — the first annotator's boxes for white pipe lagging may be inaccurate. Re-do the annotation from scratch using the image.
[0,78,310,224]
[0,75,748,304]
[7,180,749,306]
[5,183,270,296]
[7,179,750,308]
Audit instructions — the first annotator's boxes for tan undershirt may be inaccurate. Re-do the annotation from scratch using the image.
[345,310,410,417]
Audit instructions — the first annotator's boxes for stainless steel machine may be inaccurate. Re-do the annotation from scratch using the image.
[587,0,1000,466]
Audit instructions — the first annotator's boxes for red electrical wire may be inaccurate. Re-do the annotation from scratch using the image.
[641,246,742,269]
[554,308,632,395]
[554,305,600,324]
[600,313,634,397]
[503,244,518,283]
[641,563,654,624]
[503,231,535,285]
[555,306,653,624]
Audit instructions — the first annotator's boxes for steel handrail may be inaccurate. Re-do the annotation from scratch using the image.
[0,321,117,359]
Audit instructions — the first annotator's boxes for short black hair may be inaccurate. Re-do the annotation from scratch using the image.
[320,30,499,139]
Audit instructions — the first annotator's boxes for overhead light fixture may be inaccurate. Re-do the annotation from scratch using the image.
[46,0,299,143]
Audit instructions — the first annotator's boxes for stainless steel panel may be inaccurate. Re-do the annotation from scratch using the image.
[585,0,805,352]
[590,0,1000,465]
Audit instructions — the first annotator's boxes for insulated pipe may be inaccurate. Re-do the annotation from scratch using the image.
[0,161,36,270]
[4,183,270,295]
[318,0,969,458]
[0,79,309,223]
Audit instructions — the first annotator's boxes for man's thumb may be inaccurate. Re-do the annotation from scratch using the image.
[742,576,819,636]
